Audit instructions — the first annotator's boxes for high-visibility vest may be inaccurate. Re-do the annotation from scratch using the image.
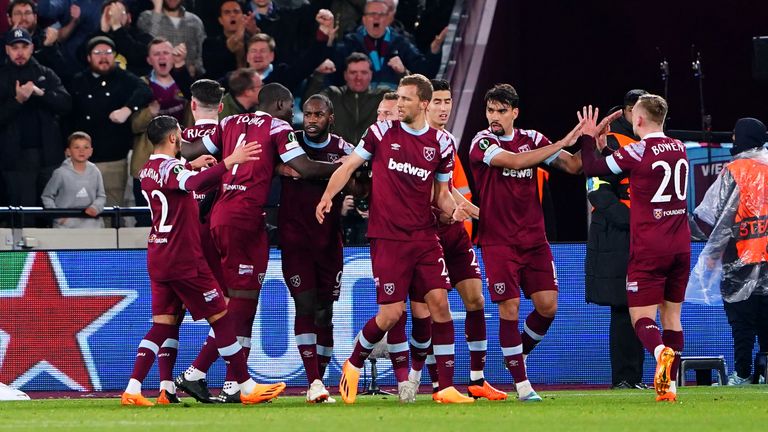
[606,132,634,208]
[727,158,768,264]
[452,155,473,236]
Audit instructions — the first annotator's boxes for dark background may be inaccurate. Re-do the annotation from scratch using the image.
[459,0,768,241]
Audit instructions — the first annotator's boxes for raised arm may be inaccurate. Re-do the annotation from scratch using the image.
[316,152,366,223]
[579,106,623,177]
[489,121,583,170]
[286,154,340,180]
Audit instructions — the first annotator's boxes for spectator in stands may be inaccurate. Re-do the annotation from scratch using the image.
[41,131,106,228]
[2,0,75,80]
[243,0,318,65]
[333,0,445,89]
[137,0,205,77]
[47,0,103,67]
[220,67,262,119]
[585,89,648,390]
[319,0,365,36]
[67,35,152,208]
[245,14,334,93]
[306,52,387,143]
[202,0,250,82]
[90,0,153,77]
[0,28,71,209]
[130,37,193,226]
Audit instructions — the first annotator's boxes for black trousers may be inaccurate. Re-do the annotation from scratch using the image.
[610,305,645,385]
[723,295,768,378]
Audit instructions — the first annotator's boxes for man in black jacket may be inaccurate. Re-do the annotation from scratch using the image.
[67,35,152,207]
[0,28,71,210]
[1,0,75,81]
[89,0,153,77]
[585,89,648,389]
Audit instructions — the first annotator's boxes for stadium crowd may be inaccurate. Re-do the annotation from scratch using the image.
[0,0,451,239]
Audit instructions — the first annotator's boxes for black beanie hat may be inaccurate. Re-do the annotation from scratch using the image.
[732,117,767,156]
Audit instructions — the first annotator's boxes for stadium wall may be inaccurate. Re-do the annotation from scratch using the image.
[0,243,734,392]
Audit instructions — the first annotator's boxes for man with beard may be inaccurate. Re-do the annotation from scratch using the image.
[277,94,353,403]
[468,83,583,401]
[2,0,74,80]
[67,35,152,208]
[398,79,507,402]
[175,83,341,403]
[138,0,205,77]
[0,27,71,210]
[316,74,473,404]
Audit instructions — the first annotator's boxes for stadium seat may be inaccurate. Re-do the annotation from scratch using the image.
[677,356,727,386]
[752,352,768,384]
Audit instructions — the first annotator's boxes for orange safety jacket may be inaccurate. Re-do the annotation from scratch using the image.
[452,155,473,236]
[605,132,633,208]
[727,158,768,264]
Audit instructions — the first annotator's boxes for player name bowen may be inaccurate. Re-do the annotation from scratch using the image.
[387,158,430,181]
[650,141,685,155]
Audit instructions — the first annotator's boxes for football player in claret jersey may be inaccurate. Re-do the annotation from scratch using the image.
[122,115,288,406]
[579,96,689,402]
[469,84,583,401]
[276,94,353,402]
[316,74,474,404]
[175,83,341,403]
[394,79,506,402]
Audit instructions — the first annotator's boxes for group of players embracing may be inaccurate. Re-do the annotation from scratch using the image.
[121,72,689,406]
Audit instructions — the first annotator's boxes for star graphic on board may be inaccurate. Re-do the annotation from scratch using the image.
[0,252,136,391]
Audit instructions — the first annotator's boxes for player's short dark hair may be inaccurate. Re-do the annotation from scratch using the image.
[190,79,225,108]
[635,94,668,125]
[399,74,432,102]
[147,115,180,146]
[430,79,450,93]
[8,0,36,16]
[304,94,334,114]
[67,131,92,146]
[258,82,293,106]
[382,91,398,101]
[147,36,171,51]
[485,83,519,109]
[219,0,243,15]
[624,89,648,107]
[247,33,276,52]
[228,68,259,97]
[346,52,372,69]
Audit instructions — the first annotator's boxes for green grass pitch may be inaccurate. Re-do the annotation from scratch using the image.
[0,387,767,431]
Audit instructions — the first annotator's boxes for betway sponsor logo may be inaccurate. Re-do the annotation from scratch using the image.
[387,158,430,181]
[223,183,247,191]
[502,167,533,178]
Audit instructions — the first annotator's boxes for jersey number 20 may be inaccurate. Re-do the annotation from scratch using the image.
[650,159,689,203]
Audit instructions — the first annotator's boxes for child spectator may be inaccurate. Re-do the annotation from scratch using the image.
[41,131,106,228]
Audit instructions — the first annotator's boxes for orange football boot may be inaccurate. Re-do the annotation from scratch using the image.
[241,382,287,405]
[467,381,508,400]
[121,392,155,407]
[434,386,475,404]
[654,347,676,396]
[339,360,360,404]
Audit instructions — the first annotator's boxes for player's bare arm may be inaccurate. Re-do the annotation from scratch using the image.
[578,106,623,177]
[188,155,217,170]
[451,187,479,219]
[545,121,588,174]
[316,152,366,223]
[434,180,469,223]
[180,138,211,160]
[489,121,584,171]
[287,154,340,180]
[182,141,261,191]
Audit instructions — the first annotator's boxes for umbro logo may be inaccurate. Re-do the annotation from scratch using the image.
[391,143,401,151]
